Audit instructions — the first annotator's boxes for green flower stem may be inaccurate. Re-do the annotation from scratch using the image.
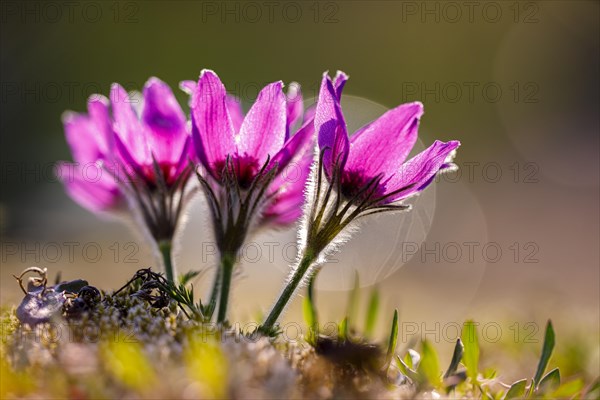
[159,240,175,283]
[207,265,222,318]
[262,250,315,331]
[216,253,236,324]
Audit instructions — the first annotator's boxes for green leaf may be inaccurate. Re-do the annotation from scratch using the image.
[503,379,527,400]
[538,367,560,394]
[384,309,399,367]
[406,348,420,370]
[404,352,414,370]
[417,340,442,389]
[396,355,418,381]
[532,320,555,390]
[364,287,379,338]
[444,339,464,378]
[461,320,480,382]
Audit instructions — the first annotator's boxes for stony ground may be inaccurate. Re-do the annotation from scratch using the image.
[1,269,598,399]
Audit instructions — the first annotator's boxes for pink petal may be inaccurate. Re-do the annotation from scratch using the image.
[270,117,315,173]
[384,140,461,202]
[63,96,112,163]
[190,69,236,178]
[315,73,349,177]
[345,102,423,183]
[179,80,196,95]
[286,82,304,139]
[226,95,245,133]
[56,162,121,212]
[264,151,312,226]
[141,77,188,165]
[237,81,287,164]
[110,83,151,167]
[333,71,349,99]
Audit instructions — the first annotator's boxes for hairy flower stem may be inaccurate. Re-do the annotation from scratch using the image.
[207,266,222,318]
[216,253,236,324]
[262,250,316,331]
[158,240,175,283]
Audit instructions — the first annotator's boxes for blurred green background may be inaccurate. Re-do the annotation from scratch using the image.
[1,0,598,378]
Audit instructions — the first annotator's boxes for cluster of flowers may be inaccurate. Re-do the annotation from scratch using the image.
[58,70,459,330]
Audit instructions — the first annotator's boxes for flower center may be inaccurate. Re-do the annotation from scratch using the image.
[214,155,261,190]
[340,169,385,201]
[139,163,177,187]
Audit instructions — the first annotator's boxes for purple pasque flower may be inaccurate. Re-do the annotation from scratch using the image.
[185,69,313,322]
[57,96,123,213]
[186,71,310,188]
[187,70,313,236]
[302,70,459,255]
[315,71,460,208]
[108,77,194,281]
[59,77,193,282]
[260,72,460,331]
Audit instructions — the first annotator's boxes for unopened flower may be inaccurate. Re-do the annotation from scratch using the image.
[186,70,314,322]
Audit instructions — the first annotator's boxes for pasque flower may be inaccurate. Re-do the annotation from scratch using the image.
[317,72,459,207]
[186,70,313,322]
[58,78,193,282]
[109,78,193,282]
[261,71,460,331]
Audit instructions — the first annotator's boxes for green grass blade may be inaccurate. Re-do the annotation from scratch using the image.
[417,340,442,389]
[503,379,527,400]
[444,338,464,378]
[384,309,399,367]
[461,320,480,382]
[302,297,316,344]
[532,320,555,390]
[302,276,318,344]
[364,287,379,338]
[302,297,316,329]
[339,317,349,341]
